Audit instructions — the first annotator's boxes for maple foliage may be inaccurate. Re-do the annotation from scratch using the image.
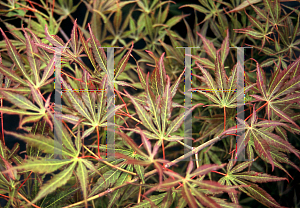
[0,0,299,208]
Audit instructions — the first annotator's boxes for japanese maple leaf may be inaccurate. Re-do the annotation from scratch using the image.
[250,58,300,129]
[220,105,300,173]
[219,160,288,208]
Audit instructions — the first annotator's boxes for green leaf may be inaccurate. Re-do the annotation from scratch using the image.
[165,14,189,28]
[228,0,262,13]
[0,28,33,85]
[107,165,133,208]
[30,162,76,205]
[197,32,216,60]
[179,4,209,14]
[0,107,40,115]
[76,160,89,207]
[23,27,40,85]
[52,117,77,156]
[182,183,198,208]
[5,131,75,157]
[28,84,44,109]
[166,103,203,136]
[88,24,107,76]
[0,91,40,112]
[230,161,253,174]
[234,171,287,183]
[40,57,55,87]
[220,29,229,65]
[4,158,72,174]
[89,166,124,197]
[124,90,158,135]
[134,164,145,183]
[115,43,133,79]
[61,79,93,123]
[0,64,27,86]
[132,192,167,208]
[19,115,44,128]
[161,76,171,133]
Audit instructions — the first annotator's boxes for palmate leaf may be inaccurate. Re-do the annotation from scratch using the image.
[0,27,55,89]
[129,58,186,140]
[105,6,136,46]
[0,86,54,130]
[37,23,97,79]
[161,162,239,208]
[221,105,300,173]
[0,28,33,85]
[191,61,255,109]
[61,74,125,139]
[250,58,300,128]
[3,122,96,207]
[124,59,200,154]
[219,160,287,208]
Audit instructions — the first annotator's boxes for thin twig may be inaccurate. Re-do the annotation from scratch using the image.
[18,192,41,208]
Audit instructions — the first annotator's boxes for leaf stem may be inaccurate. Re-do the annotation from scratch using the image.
[211,171,226,176]
[18,192,41,208]
[165,135,222,168]
[17,171,33,192]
